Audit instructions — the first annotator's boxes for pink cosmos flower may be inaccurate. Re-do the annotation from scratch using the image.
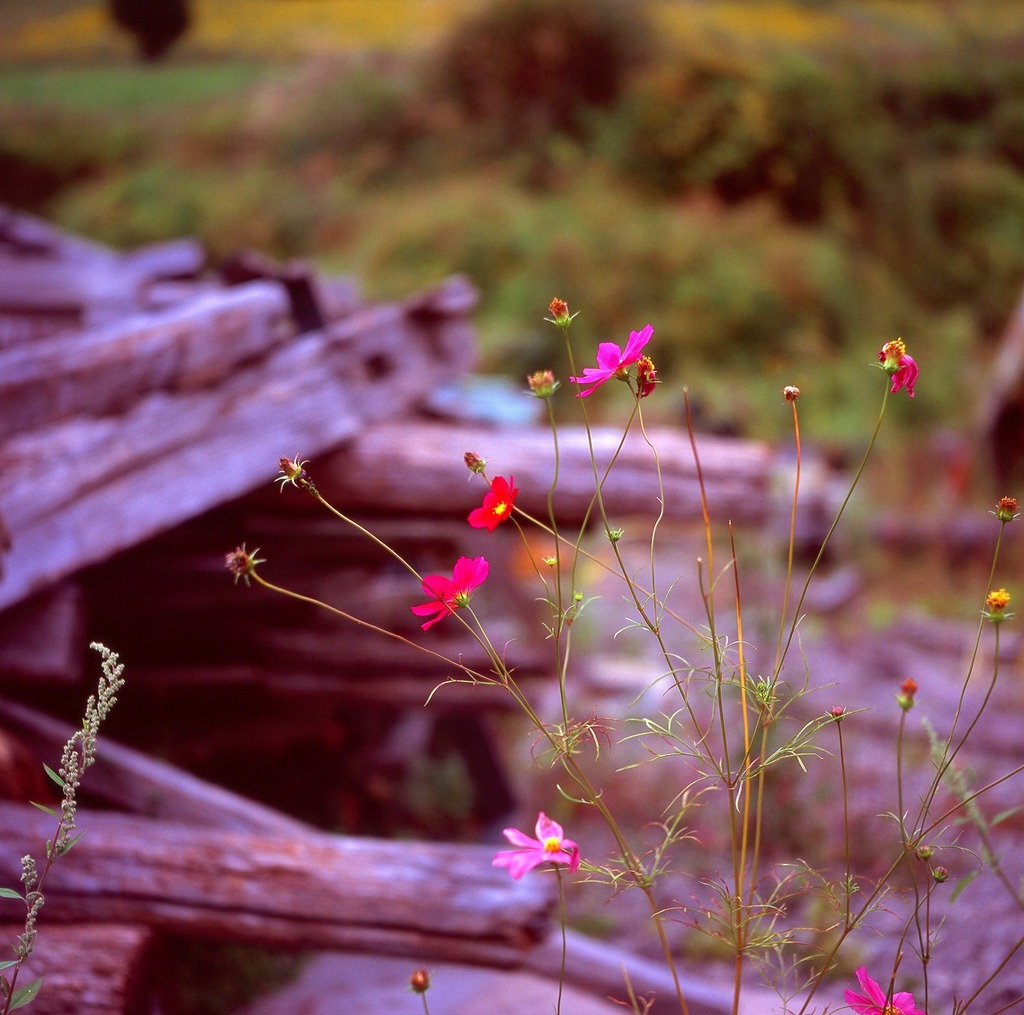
[492,811,581,880]
[569,324,654,397]
[844,966,927,1015]
[878,339,918,398]
[411,555,489,630]
[468,476,519,532]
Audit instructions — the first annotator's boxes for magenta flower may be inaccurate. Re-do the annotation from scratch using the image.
[468,476,519,532]
[492,811,581,880]
[411,555,489,630]
[878,339,918,398]
[844,966,927,1015]
[569,323,654,397]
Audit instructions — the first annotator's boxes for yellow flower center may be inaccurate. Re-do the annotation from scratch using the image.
[493,501,509,517]
[883,338,906,360]
[882,1006,899,1015]
[543,836,562,854]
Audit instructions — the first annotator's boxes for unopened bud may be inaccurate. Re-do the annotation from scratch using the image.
[464,452,487,475]
[896,677,918,711]
[546,298,572,327]
[995,496,1019,523]
[527,370,559,398]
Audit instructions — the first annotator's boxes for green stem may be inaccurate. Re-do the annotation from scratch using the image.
[775,383,891,681]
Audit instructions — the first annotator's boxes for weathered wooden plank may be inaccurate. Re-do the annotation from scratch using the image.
[0,923,152,1015]
[0,336,360,613]
[0,281,291,434]
[0,698,314,835]
[314,422,772,525]
[120,237,205,284]
[0,205,115,262]
[0,804,554,963]
[0,279,478,612]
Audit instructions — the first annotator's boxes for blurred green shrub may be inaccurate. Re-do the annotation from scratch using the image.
[7,0,1024,447]
[428,0,652,148]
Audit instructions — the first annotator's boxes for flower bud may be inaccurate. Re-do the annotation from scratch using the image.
[829,706,846,721]
[527,369,560,398]
[464,452,487,475]
[931,866,949,884]
[896,677,918,711]
[783,385,800,402]
[546,298,572,327]
[995,496,1019,523]
[409,967,431,994]
[276,454,310,491]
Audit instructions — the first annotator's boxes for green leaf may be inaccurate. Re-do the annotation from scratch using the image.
[949,869,980,904]
[29,801,58,818]
[991,805,1021,827]
[10,976,42,1009]
[57,832,86,856]
[0,887,22,900]
[42,765,64,789]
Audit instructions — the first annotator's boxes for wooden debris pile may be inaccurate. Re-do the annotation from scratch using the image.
[0,208,775,1012]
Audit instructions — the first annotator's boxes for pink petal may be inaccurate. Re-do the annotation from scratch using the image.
[568,365,616,393]
[562,838,581,872]
[491,476,514,500]
[420,574,455,600]
[467,504,494,529]
[892,992,924,1015]
[593,341,627,371]
[452,555,489,590]
[620,324,654,364]
[501,827,540,849]
[492,847,545,880]
[410,601,449,630]
[853,967,887,1008]
[534,811,564,841]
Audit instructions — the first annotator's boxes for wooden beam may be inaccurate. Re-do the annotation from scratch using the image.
[0,698,313,836]
[0,282,290,435]
[0,277,478,613]
[314,421,772,525]
[0,804,554,964]
[0,923,153,1015]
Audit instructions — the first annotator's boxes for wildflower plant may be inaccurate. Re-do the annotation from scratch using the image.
[230,300,1024,1014]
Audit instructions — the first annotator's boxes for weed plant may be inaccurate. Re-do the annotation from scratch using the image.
[0,644,126,1014]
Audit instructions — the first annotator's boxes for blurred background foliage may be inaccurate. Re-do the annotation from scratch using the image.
[1,0,1020,445]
